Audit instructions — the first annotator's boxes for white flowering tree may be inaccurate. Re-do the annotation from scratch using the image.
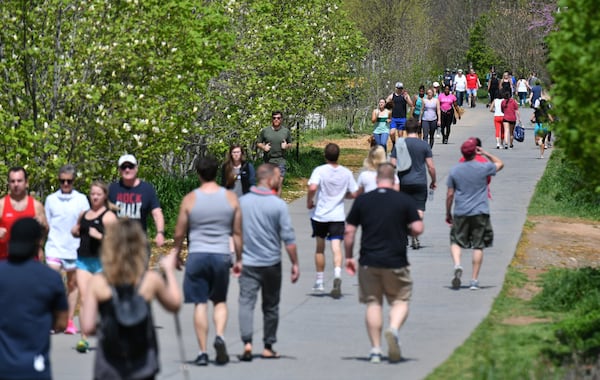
[0,0,233,194]
[205,0,367,158]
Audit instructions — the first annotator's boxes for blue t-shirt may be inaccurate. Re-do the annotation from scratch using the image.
[447,161,497,216]
[109,180,160,232]
[0,260,67,379]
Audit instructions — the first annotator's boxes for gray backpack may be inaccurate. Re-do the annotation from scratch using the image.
[394,138,412,172]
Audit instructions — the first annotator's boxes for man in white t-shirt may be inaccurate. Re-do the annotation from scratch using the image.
[453,69,467,107]
[44,164,90,334]
[307,143,358,298]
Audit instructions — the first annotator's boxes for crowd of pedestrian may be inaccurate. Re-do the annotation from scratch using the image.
[1,89,541,378]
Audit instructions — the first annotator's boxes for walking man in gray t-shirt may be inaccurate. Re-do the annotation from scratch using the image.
[446,138,503,290]
[237,164,299,361]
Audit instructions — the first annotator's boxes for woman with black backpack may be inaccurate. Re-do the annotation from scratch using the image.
[81,219,181,380]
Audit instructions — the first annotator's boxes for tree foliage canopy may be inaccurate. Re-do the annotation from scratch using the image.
[0,0,233,194]
[547,0,600,192]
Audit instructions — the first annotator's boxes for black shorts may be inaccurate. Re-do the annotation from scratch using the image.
[399,183,427,211]
[311,219,345,240]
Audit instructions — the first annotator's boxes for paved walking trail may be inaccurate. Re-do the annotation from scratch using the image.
[51,104,549,380]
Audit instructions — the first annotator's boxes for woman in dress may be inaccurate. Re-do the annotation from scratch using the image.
[419,88,441,148]
[81,219,182,379]
[356,145,399,195]
[371,98,391,152]
[220,144,256,198]
[71,180,118,353]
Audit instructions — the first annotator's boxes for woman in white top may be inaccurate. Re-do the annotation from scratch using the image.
[516,75,531,106]
[419,88,441,148]
[489,91,505,148]
[356,145,399,195]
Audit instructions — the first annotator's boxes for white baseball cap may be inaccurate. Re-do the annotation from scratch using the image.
[433,81,440,87]
[118,154,137,167]
[395,82,404,89]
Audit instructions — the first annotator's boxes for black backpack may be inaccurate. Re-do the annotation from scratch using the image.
[101,279,155,361]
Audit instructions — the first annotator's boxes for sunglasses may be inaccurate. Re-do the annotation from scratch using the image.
[272,116,282,120]
[59,178,74,185]
[120,163,136,170]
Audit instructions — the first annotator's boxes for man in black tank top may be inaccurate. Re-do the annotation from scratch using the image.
[386,82,414,144]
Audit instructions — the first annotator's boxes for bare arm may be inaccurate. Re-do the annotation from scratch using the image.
[285,243,300,283]
[307,183,318,209]
[404,92,414,107]
[371,108,378,123]
[152,253,182,313]
[436,99,441,125]
[151,208,165,247]
[71,211,83,237]
[169,193,193,263]
[425,157,437,190]
[34,200,48,260]
[344,223,358,276]
[446,187,455,225]
[409,220,424,236]
[477,147,504,172]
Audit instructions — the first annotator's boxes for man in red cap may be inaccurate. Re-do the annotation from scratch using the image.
[445,138,503,290]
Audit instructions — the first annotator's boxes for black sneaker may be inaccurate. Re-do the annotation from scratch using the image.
[194,353,208,366]
[214,336,230,365]
[331,278,342,299]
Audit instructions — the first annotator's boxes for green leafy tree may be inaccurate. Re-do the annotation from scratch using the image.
[546,0,600,193]
[466,14,502,73]
[0,1,233,195]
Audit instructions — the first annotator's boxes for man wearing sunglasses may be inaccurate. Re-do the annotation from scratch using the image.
[108,154,165,248]
[44,164,89,334]
[0,166,48,261]
[256,111,292,195]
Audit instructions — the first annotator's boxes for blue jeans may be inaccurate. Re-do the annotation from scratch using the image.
[373,133,389,152]
[455,91,466,107]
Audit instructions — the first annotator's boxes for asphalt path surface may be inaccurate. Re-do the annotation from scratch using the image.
[51,102,549,379]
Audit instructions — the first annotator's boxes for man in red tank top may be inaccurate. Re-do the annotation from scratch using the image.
[0,167,48,260]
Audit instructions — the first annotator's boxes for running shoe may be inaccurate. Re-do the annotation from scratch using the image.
[331,278,342,299]
[76,339,89,353]
[214,336,230,365]
[369,352,382,364]
[64,320,77,335]
[469,280,480,290]
[384,329,402,363]
[312,282,325,292]
[194,353,209,366]
[452,266,463,289]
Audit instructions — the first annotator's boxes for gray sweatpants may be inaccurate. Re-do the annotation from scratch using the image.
[238,263,282,346]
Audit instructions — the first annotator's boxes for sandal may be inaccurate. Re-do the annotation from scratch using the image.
[260,349,281,359]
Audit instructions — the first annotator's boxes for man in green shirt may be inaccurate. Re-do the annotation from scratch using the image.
[257,111,292,195]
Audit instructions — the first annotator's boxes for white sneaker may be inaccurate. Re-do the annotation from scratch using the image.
[384,329,402,363]
[312,282,324,292]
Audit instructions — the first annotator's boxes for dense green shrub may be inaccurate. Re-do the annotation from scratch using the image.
[547,1,600,193]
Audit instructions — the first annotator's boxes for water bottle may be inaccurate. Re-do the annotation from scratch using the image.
[428,189,434,201]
